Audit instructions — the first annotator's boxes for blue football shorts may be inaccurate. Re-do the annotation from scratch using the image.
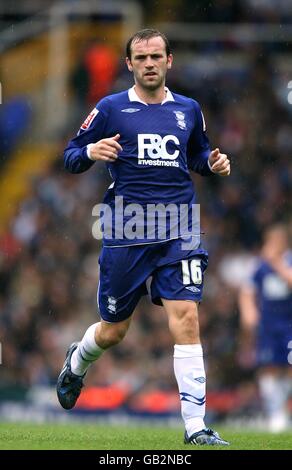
[257,323,292,366]
[97,237,208,323]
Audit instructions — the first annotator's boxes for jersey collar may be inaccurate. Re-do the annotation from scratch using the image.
[128,85,174,105]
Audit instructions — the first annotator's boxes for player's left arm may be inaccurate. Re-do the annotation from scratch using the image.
[187,102,230,177]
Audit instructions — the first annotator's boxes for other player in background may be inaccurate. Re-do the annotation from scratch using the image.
[57,29,231,445]
[239,224,292,432]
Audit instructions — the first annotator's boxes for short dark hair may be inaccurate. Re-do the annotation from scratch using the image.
[126,28,171,59]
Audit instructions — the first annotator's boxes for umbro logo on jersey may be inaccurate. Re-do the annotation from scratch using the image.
[185,285,200,293]
[121,108,141,113]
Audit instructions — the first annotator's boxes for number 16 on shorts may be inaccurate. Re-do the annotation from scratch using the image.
[181,259,202,285]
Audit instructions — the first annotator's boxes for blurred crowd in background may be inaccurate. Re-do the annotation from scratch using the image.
[0,0,291,420]
[1,0,292,29]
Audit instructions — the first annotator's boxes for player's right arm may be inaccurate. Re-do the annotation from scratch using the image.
[63,98,122,173]
[238,284,259,332]
[238,283,259,369]
[87,134,122,163]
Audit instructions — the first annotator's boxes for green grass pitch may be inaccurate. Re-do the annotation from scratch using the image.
[0,422,291,450]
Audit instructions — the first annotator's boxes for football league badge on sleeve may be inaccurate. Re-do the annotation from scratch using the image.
[81,108,99,130]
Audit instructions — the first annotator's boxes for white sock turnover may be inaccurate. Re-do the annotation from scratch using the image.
[70,323,104,376]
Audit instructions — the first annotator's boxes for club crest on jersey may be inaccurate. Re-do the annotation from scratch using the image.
[121,108,141,113]
[80,108,99,130]
[173,111,187,130]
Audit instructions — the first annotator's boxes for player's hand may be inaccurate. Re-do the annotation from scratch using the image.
[88,134,122,162]
[208,148,230,176]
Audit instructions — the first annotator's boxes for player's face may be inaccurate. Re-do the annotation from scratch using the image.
[265,228,289,254]
[126,37,173,91]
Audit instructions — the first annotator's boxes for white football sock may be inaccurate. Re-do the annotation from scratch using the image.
[70,323,104,376]
[174,344,206,436]
[259,374,288,432]
[281,376,292,397]
[258,374,289,432]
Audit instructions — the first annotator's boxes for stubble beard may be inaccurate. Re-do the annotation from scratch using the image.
[137,73,165,92]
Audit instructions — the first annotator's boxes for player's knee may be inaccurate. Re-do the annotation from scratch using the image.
[168,304,200,344]
[171,304,199,331]
[98,323,128,349]
[182,309,198,330]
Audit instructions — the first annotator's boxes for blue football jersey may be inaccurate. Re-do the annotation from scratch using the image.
[250,252,292,326]
[64,87,212,246]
